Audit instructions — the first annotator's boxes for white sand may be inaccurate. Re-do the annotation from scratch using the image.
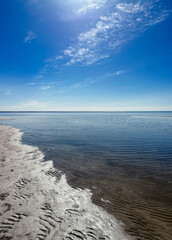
[0,125,132,240]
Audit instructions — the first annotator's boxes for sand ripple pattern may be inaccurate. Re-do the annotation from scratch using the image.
[0,125,131,240]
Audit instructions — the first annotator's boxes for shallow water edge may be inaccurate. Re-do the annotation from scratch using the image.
[0,124,131,240]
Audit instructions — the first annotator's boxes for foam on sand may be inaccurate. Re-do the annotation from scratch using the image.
[0,125,132,240]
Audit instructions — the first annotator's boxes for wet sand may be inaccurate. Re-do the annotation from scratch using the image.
[0,125,131,240]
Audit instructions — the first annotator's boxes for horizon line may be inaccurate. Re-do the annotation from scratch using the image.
[0,110,172,113]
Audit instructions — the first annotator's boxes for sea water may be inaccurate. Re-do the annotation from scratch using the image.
[0,111,172,181]
[0,111,172,239]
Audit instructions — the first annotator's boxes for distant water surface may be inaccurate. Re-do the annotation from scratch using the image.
[0,111,172,239]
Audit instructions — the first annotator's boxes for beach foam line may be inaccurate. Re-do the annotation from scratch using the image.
[0,125,132,240]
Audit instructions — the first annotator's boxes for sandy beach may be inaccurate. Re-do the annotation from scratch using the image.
[0,124,131,240]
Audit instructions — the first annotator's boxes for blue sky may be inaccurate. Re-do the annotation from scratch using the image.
[0,0,172,111]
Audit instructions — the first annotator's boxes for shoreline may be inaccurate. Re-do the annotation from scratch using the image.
[0,124,131,240]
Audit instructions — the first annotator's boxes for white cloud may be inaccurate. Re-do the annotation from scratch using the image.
[56,56,63,60]
[64,47,76,57]
[24,31,37,44]
[28,82,36,85]
[39,0,170,76]
[62,0,169,65]
[115,70,125,75]
[64,47,109,65]
[78,0,107,14]
[40,86,51,90]
[102,70,125,78]
[116,3,143,13]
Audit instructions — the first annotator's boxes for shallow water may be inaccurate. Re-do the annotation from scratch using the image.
[0,111,172,239]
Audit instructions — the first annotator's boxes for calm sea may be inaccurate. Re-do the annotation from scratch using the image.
[0,111,172,239]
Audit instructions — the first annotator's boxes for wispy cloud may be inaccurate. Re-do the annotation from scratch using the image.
[28,82,36,85]
[21,100,49,108]
[24,31,37,44]
[34,74,43,79]
[61,0,169,65]
[103,70,125,78]
[4,90,11,95]
[115,70,125,75]
[0,101,52,111]
[40,85,51,91]
[77,0,107,14]
[59,70,125,93]
[64,46,109,65]
[36,0,170,79]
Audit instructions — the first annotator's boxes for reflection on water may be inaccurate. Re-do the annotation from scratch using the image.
[0,112,172,239]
